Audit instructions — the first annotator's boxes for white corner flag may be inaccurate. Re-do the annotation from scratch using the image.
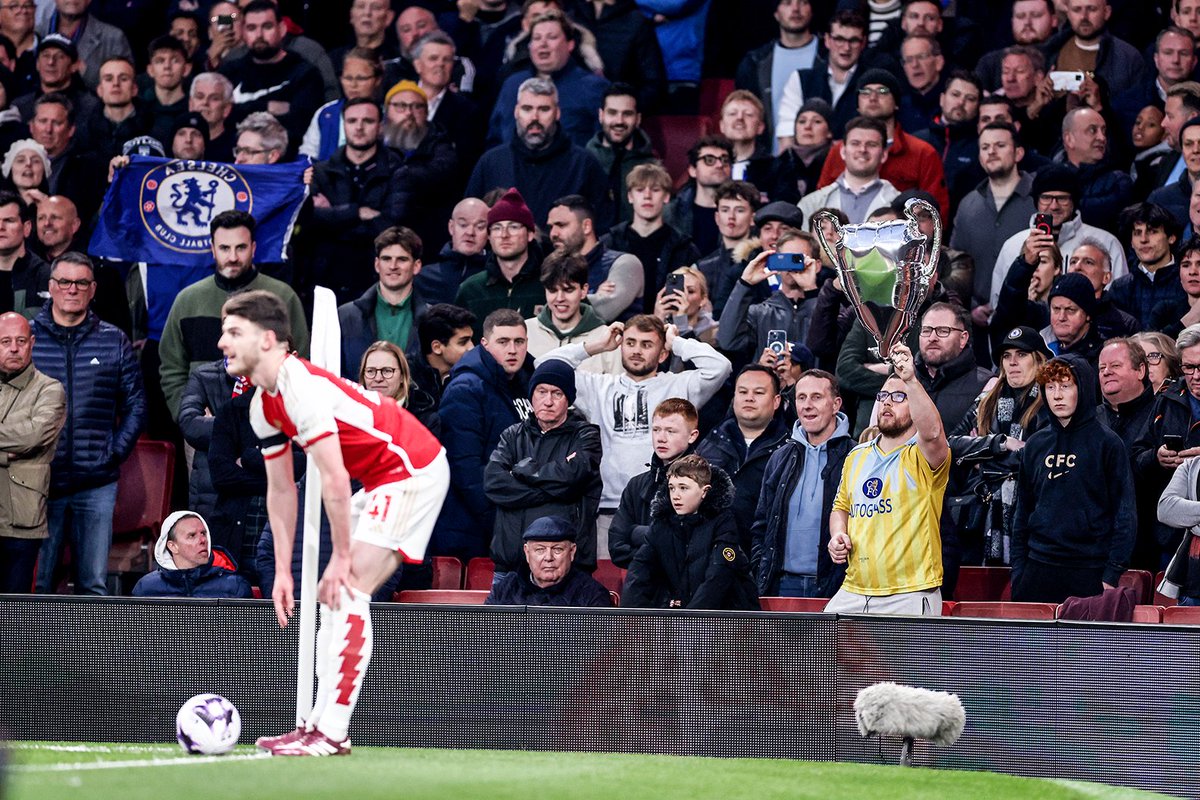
[296,286,341,725]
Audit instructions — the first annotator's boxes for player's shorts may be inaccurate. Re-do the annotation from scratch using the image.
[351,449,449,563]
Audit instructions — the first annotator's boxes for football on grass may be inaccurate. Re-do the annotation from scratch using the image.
[176,693,241,754]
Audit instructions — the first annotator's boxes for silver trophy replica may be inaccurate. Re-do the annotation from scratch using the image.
[812,197,941,360]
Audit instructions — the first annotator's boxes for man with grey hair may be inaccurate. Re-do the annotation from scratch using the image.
[1066,239,1139,339]
[1060,106,1133,231]
[467,76,611,230]
[189,72,236,161]
[234,111,287,165]
[412,31,482,165]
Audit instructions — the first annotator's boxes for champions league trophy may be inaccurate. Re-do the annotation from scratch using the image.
[812,198,941,360]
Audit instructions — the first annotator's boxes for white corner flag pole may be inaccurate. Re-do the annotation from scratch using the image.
[296,285,341,726]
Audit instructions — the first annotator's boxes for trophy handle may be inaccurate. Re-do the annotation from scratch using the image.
[903,197,941,278]
[811,209,886,347]
[811,210,843,267]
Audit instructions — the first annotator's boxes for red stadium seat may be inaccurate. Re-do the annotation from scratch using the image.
[395,590,489,604]
[1118,569,1154,605]
[431,556,464,590]
[465,557,495,590]
[699,77,734,120]
[949,601,1057,620]
[941,601,957,616]
[592,559,626,594]
[952,566,1012,601]
[642,115,710,188]
[107,439,175,576]
[758,596,829,612]
[1154,571,1178,607]
[252,587,263,599]
[1164,605,1200,624]
[1132,605,1164,623]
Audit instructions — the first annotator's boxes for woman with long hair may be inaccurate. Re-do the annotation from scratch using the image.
[653,265,718,344]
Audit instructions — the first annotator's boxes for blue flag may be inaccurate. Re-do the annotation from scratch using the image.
[89,155,309,267]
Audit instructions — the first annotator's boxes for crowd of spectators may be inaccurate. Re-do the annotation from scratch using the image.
[4,0,1200,614]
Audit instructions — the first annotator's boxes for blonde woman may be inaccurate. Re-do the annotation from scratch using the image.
[358,341,440,436]
[653,265,718,345]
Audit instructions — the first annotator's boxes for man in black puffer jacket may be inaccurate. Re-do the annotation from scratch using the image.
[32,253,146,595]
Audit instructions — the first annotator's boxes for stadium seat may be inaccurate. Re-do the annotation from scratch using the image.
[949,601,1057,620]
[699,77,734,120]
[1163,605,1200,624]
[431,556,464,590]
[642,115,710,188]
[1054,603,1163,623]
[465,557,495,590]
[592,559,627,594]
[952,566,1011,601]
[1153,571,1178,607]
[107,439,176,579]
[941,601,957,616]
[395,590,490,605]
[1118,569,1154,605]
[758,596,829,612]
[251,587,263,599]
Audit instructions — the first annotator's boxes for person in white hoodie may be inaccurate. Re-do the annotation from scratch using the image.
[131,510,252,598]
[539,313,732,546]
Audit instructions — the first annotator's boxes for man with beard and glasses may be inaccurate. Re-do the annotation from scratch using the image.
[913,303,992,430]
[826,342,951,615]
[585,83,655,225]
[380,80,458,255]
[218,0,323,155]
[467,76,611,233]
[311,98,405,306]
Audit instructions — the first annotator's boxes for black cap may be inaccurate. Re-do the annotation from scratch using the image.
[994,325,1052,362]
[39,34,78,61]
[856,68,902,98]
[891,188,938,214]
[754,200,804,229]
[1048,272,1098,318]
[122,135,165,157]
[171,112,210,146]
[522,516,576,542]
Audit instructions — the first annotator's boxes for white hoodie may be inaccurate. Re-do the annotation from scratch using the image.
[540,337,732,506]
[153,510,213,570]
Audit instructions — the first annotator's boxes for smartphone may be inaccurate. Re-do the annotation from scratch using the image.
[1049,70,1085,92]
[767,330,788,356]
[1033,213,1053,236]
[665,272,686,297]
[217,13,234,29]
[1163,434,1185,452]
[767,252,806,272]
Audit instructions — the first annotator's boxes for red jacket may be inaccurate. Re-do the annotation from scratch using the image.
[816,124,949,220]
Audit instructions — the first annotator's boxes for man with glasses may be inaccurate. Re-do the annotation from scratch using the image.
[826,342,950,615]
[1134,325,1200,569]
[664,134,734,257]
[1,0,38,95]
[815,68,949,220]
[775,9,875,144]
[989,165,1128,311]
[897,35,945,133]
[337,226,428,380]
[913,302,992,428]
[455,188,545,340]
[31,252,146,595]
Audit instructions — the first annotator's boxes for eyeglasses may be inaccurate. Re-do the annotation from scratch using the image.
[919,325,965,338]
[697,154,731,166]
[1145,351,1164,364]
[1182,363,1200,374]
[858,86,892,96]
[51,277,94,290]
[363,367,397,379]
[1039,194,1073,206]
[901,53,935,65]
[489,222,526,235]
[232,146,268,157]
[828,34,864,46]
[876,390,908,403]
[388,101,427,112]
[1,2,35,10]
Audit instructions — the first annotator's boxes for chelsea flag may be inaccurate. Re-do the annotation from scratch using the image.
[89,155,309,267]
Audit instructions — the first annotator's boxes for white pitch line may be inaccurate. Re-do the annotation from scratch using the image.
[8,743,179,754]
[11,752,272,773]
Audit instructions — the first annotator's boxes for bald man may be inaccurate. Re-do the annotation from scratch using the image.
[0,311,65,592]
[34,195,132,337]
[413,198,490,305]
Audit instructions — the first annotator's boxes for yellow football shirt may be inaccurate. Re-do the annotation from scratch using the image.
[832,436,950,595]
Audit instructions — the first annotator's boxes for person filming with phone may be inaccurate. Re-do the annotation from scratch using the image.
[717,230,828,364]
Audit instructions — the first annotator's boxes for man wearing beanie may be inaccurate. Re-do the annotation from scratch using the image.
[1044,272,1103,367]
[169,112,210,160]
[467,76,612,230]
[988,164,1127,310]
[815,66,950,220]
[455,188,546,339]
[484,359,603,581]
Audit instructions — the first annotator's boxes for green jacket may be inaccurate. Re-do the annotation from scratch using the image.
[454,247,545,340]
[158,269,309,420]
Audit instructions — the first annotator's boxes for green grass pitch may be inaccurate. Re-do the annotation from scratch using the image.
[3,743,1179,800]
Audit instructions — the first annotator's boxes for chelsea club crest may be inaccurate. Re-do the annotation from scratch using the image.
[139,161,253,254]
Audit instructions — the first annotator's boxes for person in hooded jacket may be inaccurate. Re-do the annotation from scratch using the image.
[484,359,602,577]
[621,455,758,610]
[132,511,251,598]
[1011,354,1136,603]
[751,368,854,598]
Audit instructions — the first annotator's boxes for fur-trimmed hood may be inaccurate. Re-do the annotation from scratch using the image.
[505,22,606,75]
[649,465,735,521]
[732,237,761,265]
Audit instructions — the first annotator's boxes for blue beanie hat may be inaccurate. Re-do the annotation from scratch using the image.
[529,359,576,405]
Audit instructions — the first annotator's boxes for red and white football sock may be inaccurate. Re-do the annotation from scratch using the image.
[304,603,334,731]
[312,588,373,741]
